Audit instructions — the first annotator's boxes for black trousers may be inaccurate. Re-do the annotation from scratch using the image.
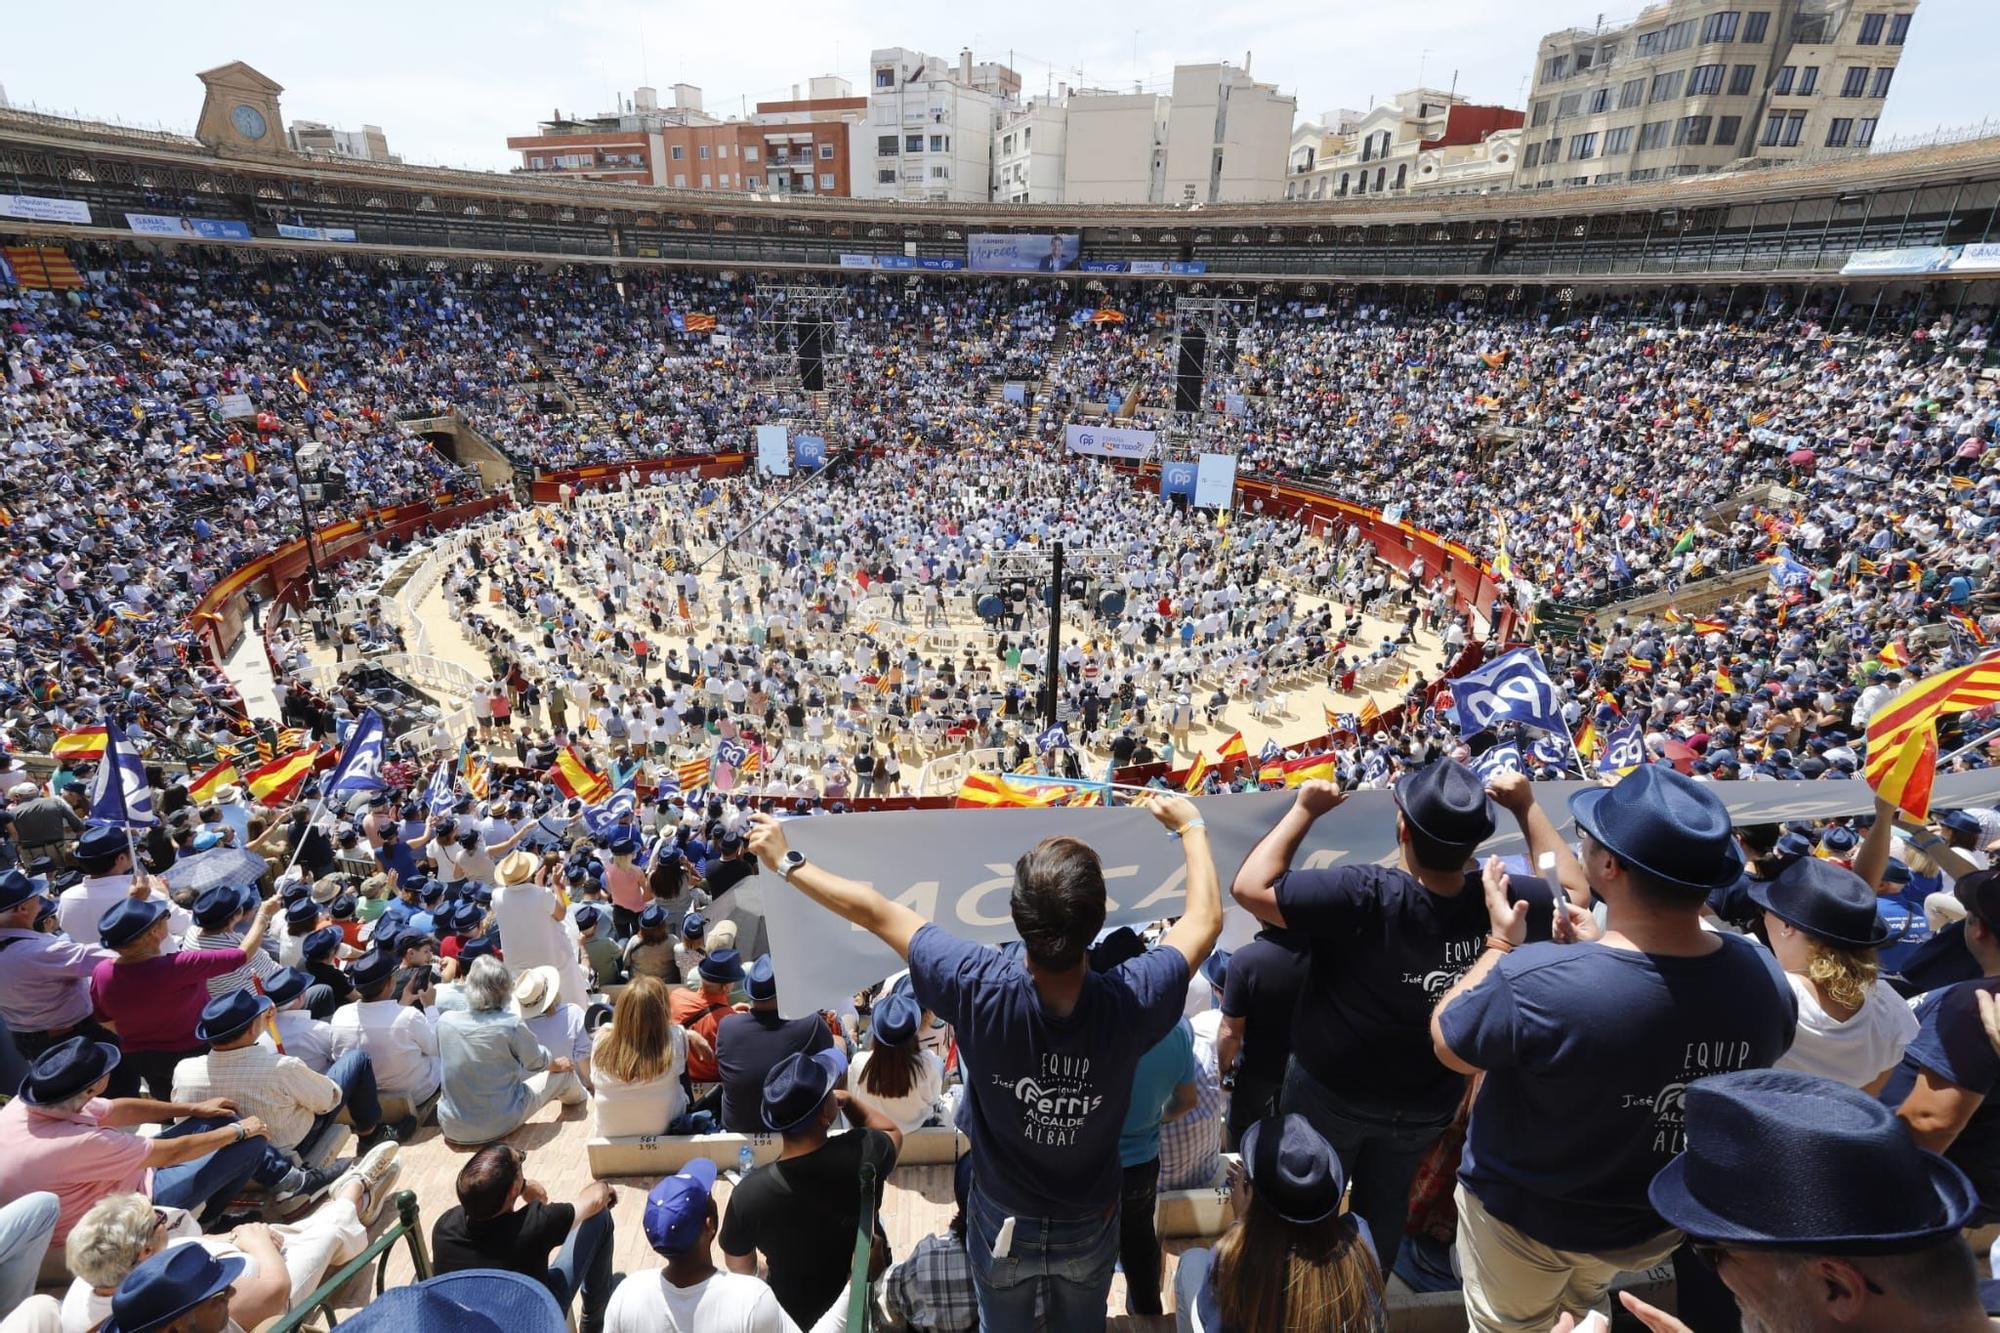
[1227,1070,1284,1151]
[1119,1156,1164,1316]
[126,1046,206,1102]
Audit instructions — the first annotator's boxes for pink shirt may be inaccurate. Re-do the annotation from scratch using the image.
[92,948,245,1052]
[0,1097,150,1245]
[604,862,647,913]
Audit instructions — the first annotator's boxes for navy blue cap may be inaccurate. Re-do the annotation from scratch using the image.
[302,924,343,962]
[263,966,312,1007]
[637,902,668,931]
[872,990,920,1046]
[75,826,129,862]
[348,949,397,988]
[98,897,168,948]
[760,1047,848,1134]
[19,1034,121,1105]
[0,866,49,913]
[745,953,777,1001]
[101,1235,247,1333]
[573,905,601,931]
[699,947,744,984]
[194,988,271,1044]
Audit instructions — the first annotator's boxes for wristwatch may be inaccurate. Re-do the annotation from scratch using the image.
[779,850,806,880]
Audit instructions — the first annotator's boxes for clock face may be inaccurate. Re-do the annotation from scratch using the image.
[230,104,268,141]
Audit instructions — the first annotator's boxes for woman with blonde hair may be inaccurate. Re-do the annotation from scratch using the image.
[1174,1114,1386,1332]
[1753,856,1917,1093]
[590,975,715,1137]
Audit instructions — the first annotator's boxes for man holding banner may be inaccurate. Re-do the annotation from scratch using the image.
[745,790,1220,1332]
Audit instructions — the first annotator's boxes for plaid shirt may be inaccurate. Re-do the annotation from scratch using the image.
[1160,1010,1227,1191]
[885,1233,979,1333]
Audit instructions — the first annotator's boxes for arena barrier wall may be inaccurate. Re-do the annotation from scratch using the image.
[529,451,748,503]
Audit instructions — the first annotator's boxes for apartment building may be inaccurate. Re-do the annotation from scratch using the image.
[994,98,1068,204]
[1063,91,1171,204]
[1162,61,1295,204]
[1285,90,1523,200]
[287,120,397,163]
[1515,0,1917,189]
[854,48,1011,203]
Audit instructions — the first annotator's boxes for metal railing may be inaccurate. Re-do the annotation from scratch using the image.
[268,1189,430,1331]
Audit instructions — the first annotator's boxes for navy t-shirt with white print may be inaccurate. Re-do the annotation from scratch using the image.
[907,923,1190,1219]
[1276,864,1559,1117]
[1438,934,1796,1252]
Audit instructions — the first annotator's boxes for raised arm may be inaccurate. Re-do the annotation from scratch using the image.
[1485,771,1590,906]
[1230,780,1344,926]
[745,813,925,960]
[1146,792,1221,978]
[1852,794,1898,890]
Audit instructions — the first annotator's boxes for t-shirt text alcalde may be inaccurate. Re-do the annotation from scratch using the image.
[908,924,1189,1219]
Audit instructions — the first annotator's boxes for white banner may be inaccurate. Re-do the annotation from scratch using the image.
[1194,452,1237,509]
[1063,423,1157,460]
[755,423,791,476]
[765,773,2000,1010]
[1840,245,1957,275]
[217,392,255,419]
[275,223,358,242]
[1949,242,2000,274]
[0,194,91,225]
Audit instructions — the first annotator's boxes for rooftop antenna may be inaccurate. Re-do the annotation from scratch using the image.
[1417,48,1432,89]
[640,14,649,86]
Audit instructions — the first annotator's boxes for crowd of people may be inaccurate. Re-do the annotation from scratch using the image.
[7,233,2000,1329]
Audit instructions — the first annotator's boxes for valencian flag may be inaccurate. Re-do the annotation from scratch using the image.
[1865,655,2000,820]
[1089,308,1126,324]
[1879,641,1910,669]
[245,745,320,802]
[1358,699,1383,731]
[676,756,713,793]
[956,772,1055,809]
[671,312,718,334]
[187,758,241,803]
[1182,751,1212,793]
[548,745,613,805]
[52,726,108,760]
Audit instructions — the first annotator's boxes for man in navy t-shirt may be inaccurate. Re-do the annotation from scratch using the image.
[1431,767,1796,1333]
[1230,760,1560,1272]
[745,792,1221,1333]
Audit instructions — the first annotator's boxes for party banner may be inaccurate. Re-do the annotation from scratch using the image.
[764,772,2000,1010]
[1194,453,1237,509]
[1160,459,1198,500]
[793,434,827,469]
[755,423,791,477]
[967,233,1080,272]
[1064,423,1157,460]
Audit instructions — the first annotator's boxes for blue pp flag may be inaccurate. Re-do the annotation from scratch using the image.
[1036,725,1071,755]
[1530,734,1571,770]
[87,720,157,830]
[1450,649,1566,738]
[1474,743,1525,781]
[1160,461,1197,500]
[1768,545,1813,593]
[715,737,750,770]
[325,709,388,796]
[1597,723,1646,776]
[424,755,458,817]
[793,434,827,470]
[584,786,637,837]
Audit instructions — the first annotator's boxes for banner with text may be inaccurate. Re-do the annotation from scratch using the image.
[766,772,2000,1009]
[275,223,358,242]
[968,232,1081,273]
[1064,423,1157,460]
[1840,245,1957,275]
[793,433,827,469]
[1194,453,1237,509]
[126,213,253,240]
[1949,243,2000,274]
[755,423,791,477]
[0,194,91,225]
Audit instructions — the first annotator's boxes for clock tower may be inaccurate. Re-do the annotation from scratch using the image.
[193,62,286,156]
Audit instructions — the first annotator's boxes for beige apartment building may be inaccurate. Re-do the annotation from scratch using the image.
[1515,0,1917,189]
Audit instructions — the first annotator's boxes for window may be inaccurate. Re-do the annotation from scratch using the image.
[744,147,759,162]
[929,165,948,179]
[1395,163,1406,189]
[1589,87,1612,113]
[1700,11,1740,43]
[1871,67,1894,97]
[719,145,730,158]
[1531,99,1550,127]
[1638,120,1671,150]
[798,175,812,190]
[1761,112,1786,146]
[1575,46,1595,71]
[1729,64,1756,95]
[699,173,711,187]
[1635,29,1665,57]
[697,145,709,160]
[1716,115,1742,147]
[1023,127,1032,144]
[748,174,761,189]
[1858,12,1885,43]
[1840,66,1867,97]
[1569,131,1599,160]
[1650,71,1684,102]
[672,172,686,186]
[1339,171,1351,193]
[1689,65,1725,95]
[670,145,684,160]
[877,135,897,156]
[820,173,835,189]
[1604,125,1634,154]
[876,169,894,184]
[819,143,835,160]
[1773,66,1796,94]
[874,67,894,88]
[1375,166,1386,191]
[1781,112,1805,145]
[1545,136,1562,161]
[1797,66,1818,94]
[1557,92,1582,118]
[1743,11,1770,42]
[718,173,730,186]
[1630,167,1661,181]
[929,134,947,151]
[1856,116,1878,145]
[905,134,923,152]
[1888,13,1910,43]
[1674,115,1712,145]
[1523,144,1542,168]
[1354,171,1365,194]
[1619,78,1646,110]
[1664,19,1696,50]
[1544,54,1572,81]
[1826,117,1854,147]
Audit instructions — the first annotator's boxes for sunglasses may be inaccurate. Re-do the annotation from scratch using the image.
[1691,1243,1885,1296]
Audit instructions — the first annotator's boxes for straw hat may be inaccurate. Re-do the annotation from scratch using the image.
[496,850,539,887]
[511,966,563,1018]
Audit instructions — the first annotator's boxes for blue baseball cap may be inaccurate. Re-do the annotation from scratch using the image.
[642,1158,719,1255]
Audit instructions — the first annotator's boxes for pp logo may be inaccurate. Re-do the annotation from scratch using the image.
[1079,433,1096,447]
[1166,465,1195,487]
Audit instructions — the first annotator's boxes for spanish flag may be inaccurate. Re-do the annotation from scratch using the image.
[1182,751,1212,793]
[245,746,320,802]
[1866,657,2000,819]
[51,726,107,760]
[1624,655,1655,675]
[1691,618,1729,635]
[547,745,613,804]
[1282,754,1338,787]
[676,756,713,792]
[1217,731,1248,763]
[1574,720,1600,758]
[1714,671,1737,696]
[1879,642,1910,669]
[1951,475,1976,491]
[188,758,241,803]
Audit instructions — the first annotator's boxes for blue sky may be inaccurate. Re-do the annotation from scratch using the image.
[2,0,1991,172]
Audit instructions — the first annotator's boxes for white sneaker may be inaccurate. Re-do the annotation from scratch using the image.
[337,1141,402,1226]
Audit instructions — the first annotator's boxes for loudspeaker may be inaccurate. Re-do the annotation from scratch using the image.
[799,320,826,393]
[1175,327,1206,414]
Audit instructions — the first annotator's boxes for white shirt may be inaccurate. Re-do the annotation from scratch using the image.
[845,1047,944,1137]
[58,877,190,948]
[275,1008,336,1075]
[1774,973,1920,1089]
[591,1025,689,1138]
[605,1269,848,1333]
[493,882,590,1009]
[327,998,439,1103]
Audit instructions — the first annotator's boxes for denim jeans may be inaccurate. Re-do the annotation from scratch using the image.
[1281,1059,1454,1273]
[151,1117,267,1225]
[965,1179,1119,1333]
[0,1192,59,1312]
[299,1049,383,1161]
[546,1209,615,1333]
[1118,1157,1164,1316]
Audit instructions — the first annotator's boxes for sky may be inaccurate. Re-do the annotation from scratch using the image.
[3,0,1993,173]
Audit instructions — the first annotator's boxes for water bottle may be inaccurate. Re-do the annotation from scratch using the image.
[738,1144,756,1177]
